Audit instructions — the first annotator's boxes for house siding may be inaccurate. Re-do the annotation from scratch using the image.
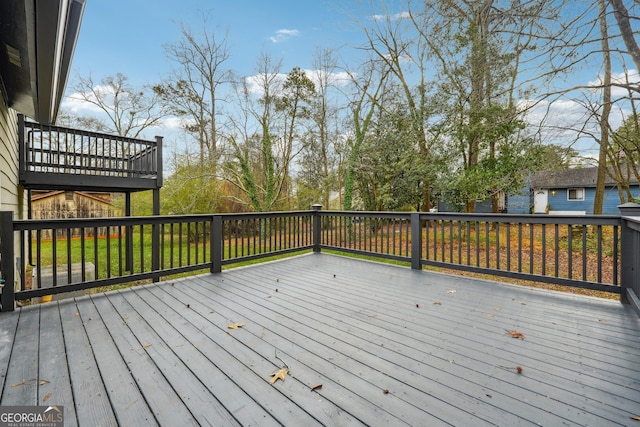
[0,90,23,217]
[0,87,24,303]
[547,185,636,215]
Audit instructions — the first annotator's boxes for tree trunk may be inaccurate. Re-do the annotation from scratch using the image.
[594,0,612,215]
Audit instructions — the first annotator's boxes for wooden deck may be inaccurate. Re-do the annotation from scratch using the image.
[1,253,639,426]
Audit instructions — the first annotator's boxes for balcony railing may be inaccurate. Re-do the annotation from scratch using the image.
[1,207,639,314]
[18,114,162,191]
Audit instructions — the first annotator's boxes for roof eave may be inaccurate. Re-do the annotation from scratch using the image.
[0,0,85,124]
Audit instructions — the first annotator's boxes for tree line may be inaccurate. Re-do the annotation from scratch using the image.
[61,1,640,214]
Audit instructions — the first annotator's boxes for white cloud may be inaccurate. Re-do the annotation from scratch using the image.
[303,69,352,88]
[588,69,640,97]
[269,29,300,43]
[242,68,351,97]
[371,11,410,21]
[161,116,186,130]
[61,90,106,114]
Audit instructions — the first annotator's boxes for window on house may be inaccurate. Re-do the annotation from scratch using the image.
[65,191,74,201]
[567,188,584,201]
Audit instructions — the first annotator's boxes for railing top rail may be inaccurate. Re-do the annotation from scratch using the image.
[218,210,315,220]
[24,119,158,146]
[418,212,621,226]
[318,211,412,220]
[11,210,318,230]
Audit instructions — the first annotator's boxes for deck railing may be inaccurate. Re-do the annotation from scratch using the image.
[18,115,162,189]
[1,207,638,313]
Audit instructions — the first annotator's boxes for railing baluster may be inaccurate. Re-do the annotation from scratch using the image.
[582,224,587,281]
[541,223,546,276]
[597,225,603,284]
[568,224,573,280]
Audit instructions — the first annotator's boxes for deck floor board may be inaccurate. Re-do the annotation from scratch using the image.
[1,253,639,426]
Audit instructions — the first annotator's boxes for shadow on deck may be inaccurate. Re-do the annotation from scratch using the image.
[1,254,639,426]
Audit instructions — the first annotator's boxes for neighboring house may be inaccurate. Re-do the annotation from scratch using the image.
[30,191,120,220]
[30,191,121,239]
[529,167,639,215]
[436,190,507,213]
[437,167,637,215]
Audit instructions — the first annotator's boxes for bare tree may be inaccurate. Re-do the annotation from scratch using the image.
[70,72,167,138]
[156,16,231,164]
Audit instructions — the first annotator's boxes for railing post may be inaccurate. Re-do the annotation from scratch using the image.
[211,215,222,273]
[619,203,640,311]
[155,136,163,188]
[0,211,16,312]
[411,212,422,270]
[312,204,323,253]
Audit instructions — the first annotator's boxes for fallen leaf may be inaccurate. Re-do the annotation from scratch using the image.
[447,290,457,294]
[415,304,420,308]
[142,343,152,349]
[494,307,501,311]
[506,330,525,340]
[227,323,246,329]
[39,380,50,385]
[42,392,52,402]
[630,416,640,421]
[516,366,523,374]
[382,389,389,394]
[269,368,288,384]
[310,384,322,391]
[485,313,494,318]
[598,319,608,322]
[11,380,25,387]
[433,301,441,305]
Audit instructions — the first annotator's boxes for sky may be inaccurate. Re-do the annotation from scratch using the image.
[62,1,637,161]
[67,0,367,88]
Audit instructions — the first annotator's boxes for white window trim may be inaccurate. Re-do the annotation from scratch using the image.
[567,187,585,201]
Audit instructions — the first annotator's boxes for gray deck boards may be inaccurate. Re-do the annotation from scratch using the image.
[1,253,639,426]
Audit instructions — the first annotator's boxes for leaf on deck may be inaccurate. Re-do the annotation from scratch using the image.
[446,290,457,294]
[42,392,52,402]
[227,323,246,329]
[310,384,322,391]
[433,301,441,305]
[506,330,525,340]
[269,368,288,384]
[142,343,152,349]
[11,380,25,387]
[630,415,640,421]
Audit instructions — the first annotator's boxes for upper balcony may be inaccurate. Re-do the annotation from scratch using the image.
[18,114,162,193]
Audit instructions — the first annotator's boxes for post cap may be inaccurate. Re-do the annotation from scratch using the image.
[311,204,323,210]
[618,202,640,215]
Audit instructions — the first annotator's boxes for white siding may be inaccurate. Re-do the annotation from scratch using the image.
[1,90,24,303]
[0,91,24,218]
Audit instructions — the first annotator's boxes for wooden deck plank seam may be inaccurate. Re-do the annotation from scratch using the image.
[148,278,398,426]
[209,270,632,424]
[238,261,640,389]
[183,274,566,426]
